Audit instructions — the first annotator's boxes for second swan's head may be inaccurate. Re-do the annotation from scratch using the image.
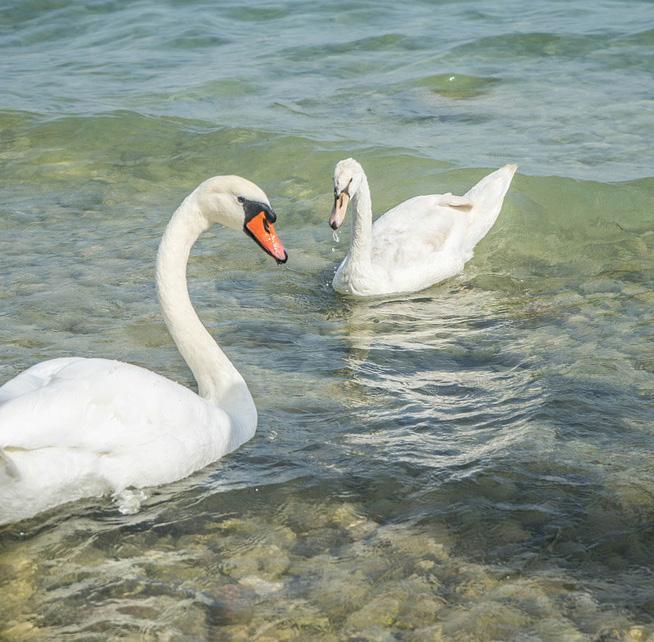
[330,158,364,230]
[196,175,288,264]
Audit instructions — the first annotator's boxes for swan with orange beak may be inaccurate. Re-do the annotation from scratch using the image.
[0,174,289,524]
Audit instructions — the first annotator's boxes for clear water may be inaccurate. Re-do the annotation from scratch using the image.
[1,0,653,639]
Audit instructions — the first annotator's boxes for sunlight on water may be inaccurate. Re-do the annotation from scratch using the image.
[1,0,653,639]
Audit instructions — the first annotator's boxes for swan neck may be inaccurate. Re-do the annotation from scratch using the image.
[350,173,373,267]
[155,192,252,418]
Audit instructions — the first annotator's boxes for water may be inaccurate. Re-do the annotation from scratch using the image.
[1,0,653,639]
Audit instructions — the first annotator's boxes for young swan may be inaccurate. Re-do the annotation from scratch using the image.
[0,175,287,525]
[329,158,517,297]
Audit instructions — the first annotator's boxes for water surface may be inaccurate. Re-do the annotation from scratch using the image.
[1,0,653,640]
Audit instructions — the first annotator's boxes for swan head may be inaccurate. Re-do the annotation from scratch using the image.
[196,175,288,264]
[330,158,364,230]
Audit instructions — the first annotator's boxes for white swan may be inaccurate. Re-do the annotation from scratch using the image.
[0,175,288,525]
[329,159,517,297]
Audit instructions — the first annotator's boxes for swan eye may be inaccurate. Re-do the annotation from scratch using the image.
[237,196,245,204]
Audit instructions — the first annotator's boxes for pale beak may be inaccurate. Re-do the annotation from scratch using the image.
[329,191,350,230]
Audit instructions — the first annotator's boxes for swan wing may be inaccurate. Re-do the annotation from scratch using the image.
[372,162,517,264]
[0,357,240,493]
[368,195,470,291]
[372,194,469,253]
[368,165,517,293]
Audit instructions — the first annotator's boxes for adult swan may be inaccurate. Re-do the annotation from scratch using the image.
[0,176,288,525]
[329,159,516,297]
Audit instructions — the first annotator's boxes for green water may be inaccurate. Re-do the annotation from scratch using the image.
[1,0,654,640]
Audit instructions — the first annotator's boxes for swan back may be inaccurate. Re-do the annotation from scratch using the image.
[0,173,287,524]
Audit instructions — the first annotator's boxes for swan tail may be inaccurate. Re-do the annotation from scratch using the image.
[463,164,517,249]
[0,448,19,482]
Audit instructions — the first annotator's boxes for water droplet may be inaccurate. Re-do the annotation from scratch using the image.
[332,229,340,243]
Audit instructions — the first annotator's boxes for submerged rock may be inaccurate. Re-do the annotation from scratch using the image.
[221,544,290,581]
[346,594,401,629]
[488,578,556,618]
[238,575,284,596]
[328,503,378,540]
[441,602,532,640]
[0,621,43,642]
[212,517,297,550]
[529,617,587,642]
[406,624,446,642]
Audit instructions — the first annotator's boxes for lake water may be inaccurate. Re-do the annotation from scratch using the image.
[1,0,653,640]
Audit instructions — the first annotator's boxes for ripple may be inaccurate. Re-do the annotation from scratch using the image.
[225,5,292,22]
[412,73,501,99]
[448,31,611,60]
[284,33,423,61]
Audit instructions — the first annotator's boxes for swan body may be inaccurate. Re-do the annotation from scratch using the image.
[329,159,517,297]
[0,176,287,525]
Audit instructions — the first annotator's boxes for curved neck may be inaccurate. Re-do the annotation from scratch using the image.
[155,192,254,423]
[349,172,373,268]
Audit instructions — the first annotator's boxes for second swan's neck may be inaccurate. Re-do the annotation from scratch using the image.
[155,192,255,425]
[349,172,373,268]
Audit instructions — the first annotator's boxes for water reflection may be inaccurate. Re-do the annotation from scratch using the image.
[337,288,541,474]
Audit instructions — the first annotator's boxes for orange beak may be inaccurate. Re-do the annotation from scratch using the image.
[244,211,288,264]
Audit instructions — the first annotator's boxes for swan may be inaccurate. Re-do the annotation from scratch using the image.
[0,175,288,525]
[329,159,517,297]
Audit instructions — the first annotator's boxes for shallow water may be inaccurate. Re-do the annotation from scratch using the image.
[1,0,654,640]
